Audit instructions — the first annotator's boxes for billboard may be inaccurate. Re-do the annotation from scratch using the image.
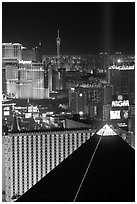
[110,110,121,119]
[110,110,128,120]
[25,113,32,118]
[112,100,129,107]
[110,95,129,131]
[4,111,10,116]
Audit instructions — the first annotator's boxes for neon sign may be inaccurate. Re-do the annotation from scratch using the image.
[4,111,10,116]
[118,123,127,127]
[112,100,129,107]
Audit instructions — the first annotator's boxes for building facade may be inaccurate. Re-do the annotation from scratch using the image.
[69,84,112,119]
[108,63,135,99]
[2,59,18,97]
[18,61,49,99]
[4,128,94,201]
[2,43,22,60]
[2,43,48,99]
[22,49,36,61]
[109,94,135,147]
[2,59,49,99]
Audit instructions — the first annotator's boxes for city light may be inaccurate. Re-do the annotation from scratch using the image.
[117,59,121,63]
[4,111,10,116]
[2,3,135,201]
[79,111,84,115]
[25,113,32,118]
[96,124,117,136]
[19,60,32,64]
[112,100,129,107]
[110,110,121,119]
[71,88,75,91]
[118,123,127,127]
[79,93,83,97]
[109,65,134,70]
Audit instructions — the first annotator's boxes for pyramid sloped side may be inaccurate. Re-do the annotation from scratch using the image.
[17,134,135,202]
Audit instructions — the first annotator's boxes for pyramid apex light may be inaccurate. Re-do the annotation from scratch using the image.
[96,124,117,136]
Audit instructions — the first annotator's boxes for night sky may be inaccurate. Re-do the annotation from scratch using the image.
[2,2,135,55]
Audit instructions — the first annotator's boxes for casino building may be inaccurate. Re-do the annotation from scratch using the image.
[4,128,95,201]
[108,63,135,102]
[110,95,130,130]
[109,94,135,147]
[2,43,49,99]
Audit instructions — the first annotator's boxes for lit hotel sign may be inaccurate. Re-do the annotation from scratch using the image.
[112,95,129,107]
[112,100,129,107]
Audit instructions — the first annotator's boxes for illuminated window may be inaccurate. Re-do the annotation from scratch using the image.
[123,110,128,119]
[79,93,83,97]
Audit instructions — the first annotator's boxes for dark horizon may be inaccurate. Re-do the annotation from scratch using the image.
[2,2,135,55]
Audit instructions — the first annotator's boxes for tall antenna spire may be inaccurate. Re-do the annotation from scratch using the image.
[56,29,61,68]
[57,29,60,39]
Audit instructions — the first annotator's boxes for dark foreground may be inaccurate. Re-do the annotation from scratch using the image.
[17,134,135,202]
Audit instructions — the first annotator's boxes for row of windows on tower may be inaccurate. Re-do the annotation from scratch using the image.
[6,132,92,200]
[11,134,89,144]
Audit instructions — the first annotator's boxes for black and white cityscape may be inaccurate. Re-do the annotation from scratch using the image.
[2,2,135,202]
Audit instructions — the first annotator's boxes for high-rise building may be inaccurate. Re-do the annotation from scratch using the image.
[2,43,48,99]
[93,52,111,74]
[2,68,7,95]
[47,64,53,93]
[108,67,121,95]
[2,59,19,98]
[22,49,36,61]
[128,104,135,138]
[69,84,112,119]
[17,61,49,99]
[2,43,21,97]
[11,113,20,132]
[120,68,135,97]
[99,52,110,72]
[48,66,66,92]
[35,42,42,63]
[2,59,49,99]
[4,128,95,201]
[58,68,66,90]
[108,63,135,101]
[69,87,87,115]
[52,70,60,91]
[2,43,23,60]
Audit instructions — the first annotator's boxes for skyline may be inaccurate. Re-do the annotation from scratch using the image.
[2,2,135,201]
[2,2,135,55]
